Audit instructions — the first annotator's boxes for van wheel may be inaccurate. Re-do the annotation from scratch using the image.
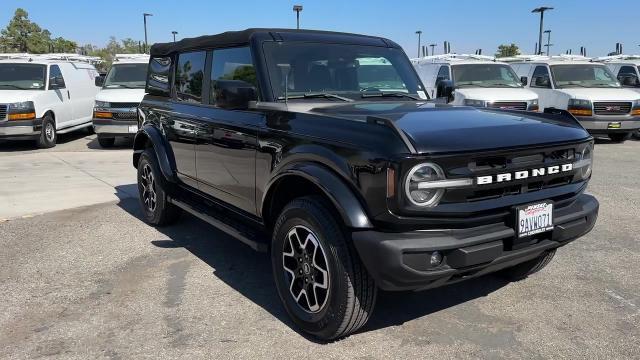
[496,249,556,281]
[608,133,631,142]
[36,114,56,148]
[98,135,115,148]
[633,130,640,140]
[137,149,181,226]
[271,196,377,340]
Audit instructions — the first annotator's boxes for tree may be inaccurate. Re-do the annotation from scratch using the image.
[495,43,520,58]
[0,8,76,53]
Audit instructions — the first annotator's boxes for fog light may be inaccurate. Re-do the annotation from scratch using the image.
[430,251,443,266]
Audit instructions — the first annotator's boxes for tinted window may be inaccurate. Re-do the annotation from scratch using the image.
[49,65,66,89]
[619,66,637,76]
[550,64,619,88]
[451,64,521,88]
[210,47,257,103]
[531,65,551,88]
[437,65,450,81]
[175,51,206,103]
[104,63,147,89]
[0,63,46,90]
[147,56,172,96]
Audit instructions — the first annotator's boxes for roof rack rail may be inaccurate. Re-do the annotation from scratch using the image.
[0,53,102,64]
[499,54,592,62]
[411,53,496,63]
[114,53,150,61]
[593,54,640,62]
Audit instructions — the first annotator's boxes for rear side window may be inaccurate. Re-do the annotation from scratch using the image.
[48,65,66,89]
[531,65,551,88]
[618,65,637,77]
[210,47,257,104]
[175,51,206,103]
[437,65,450,81]
[147,56,172,96]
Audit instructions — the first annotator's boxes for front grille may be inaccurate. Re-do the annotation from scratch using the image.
[112,112,137,120]
[110,102,139,108]
[0,104,7,120]
[488,102,528,111]
[593,102,631,115]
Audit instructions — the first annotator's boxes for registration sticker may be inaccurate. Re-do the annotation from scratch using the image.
[608,122,622,129]
[516,201,554,238]
[128,125,138,133]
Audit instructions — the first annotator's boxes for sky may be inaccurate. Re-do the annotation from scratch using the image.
[0,0,637,58]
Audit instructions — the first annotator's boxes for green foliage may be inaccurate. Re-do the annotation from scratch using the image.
[495,43,521,58]
[84,37,143,72]
[0,8,77,53]
[221,66,258,86]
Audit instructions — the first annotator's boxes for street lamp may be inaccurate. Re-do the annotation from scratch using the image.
[293,5,303,29]
[415,31,422,58]
[543,29,552,56]
[143,13,153,53]
[172,31,178,42]
[429,43,437,56]
[532,7,553,55]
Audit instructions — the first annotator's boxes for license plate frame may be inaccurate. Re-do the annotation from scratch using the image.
[515,201,554,238]
[128,125,138,134]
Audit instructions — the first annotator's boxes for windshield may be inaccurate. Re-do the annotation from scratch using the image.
[104,63,148,89]
[550,64,620,88]
[452,64,522,88]
[0,63,46,90]
[262,42,425,100]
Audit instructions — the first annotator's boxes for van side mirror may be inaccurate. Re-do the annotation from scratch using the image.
[520,76,528,86]
[534,76,550,88]
[95,75,105,87]
[436,80,455,103]
[49,76,65,89]
[619,75,639,87]
[213,80,258,110]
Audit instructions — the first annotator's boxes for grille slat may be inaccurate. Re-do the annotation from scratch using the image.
[112,112,137,120]
[110,102,139,108]
[593,102,631,115]
[0,104,7,121]
[488,102,528,111]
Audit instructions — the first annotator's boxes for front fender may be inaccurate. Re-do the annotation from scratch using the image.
[132,124,176,183]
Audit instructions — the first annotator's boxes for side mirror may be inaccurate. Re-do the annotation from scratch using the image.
[520,76,528,86]
[213,80,258,110]
[436,80,455,103]
[534,76,550,88]
[49,76,65,89]
[95,75,105,87]
[620,75,639,87]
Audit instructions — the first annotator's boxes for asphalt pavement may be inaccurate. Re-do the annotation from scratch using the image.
[0,134,638,359]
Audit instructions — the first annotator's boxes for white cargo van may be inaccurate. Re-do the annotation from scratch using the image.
[93,54,149,147]
[597,55,640,138]
[411,54,539,111]
[0,54,100,148]
[507,55,640,142]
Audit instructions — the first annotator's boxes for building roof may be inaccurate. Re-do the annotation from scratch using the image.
[149,28,397,56]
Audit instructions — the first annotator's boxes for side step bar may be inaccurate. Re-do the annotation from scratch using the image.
[167,196,269,252]
[57,122,92,134]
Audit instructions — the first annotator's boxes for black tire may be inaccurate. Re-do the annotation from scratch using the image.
[136,149,181,226]
[632,130,640,140]
[496,249,556,281]
[36,114,56,148]
[608,133,631,142]
[97,136,115,148]
[271,196,377,340]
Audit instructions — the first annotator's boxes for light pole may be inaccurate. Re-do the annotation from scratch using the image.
[532,7,553,55]
[293,5,303,29]
[415,31,422,58]
[143,13,153,53]
[429,43,436,56]
[172,31,178,42]
[543,29,552,55]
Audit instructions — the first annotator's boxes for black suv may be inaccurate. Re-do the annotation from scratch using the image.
[133,29,599,340]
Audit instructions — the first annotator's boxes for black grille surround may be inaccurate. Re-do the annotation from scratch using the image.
[593,102,631,115]
[110,102,139,109]
[0,104,7,121]
[487,102,528,111]
[111,111,137,120]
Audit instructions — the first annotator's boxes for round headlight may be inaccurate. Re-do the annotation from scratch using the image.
[580,144,593,179]
[405,163,446,207]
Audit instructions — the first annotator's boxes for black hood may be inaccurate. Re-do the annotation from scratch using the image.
[310,102,590,154]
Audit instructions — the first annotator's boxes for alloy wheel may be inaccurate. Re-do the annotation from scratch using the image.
[140,163,157,212]
[45,122,55,142]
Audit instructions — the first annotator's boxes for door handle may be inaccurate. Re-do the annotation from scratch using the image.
[67,90,70,100]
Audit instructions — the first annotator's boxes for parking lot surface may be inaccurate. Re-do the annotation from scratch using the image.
[1,135,639,359]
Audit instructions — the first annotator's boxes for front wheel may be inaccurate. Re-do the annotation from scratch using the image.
[608,132,631,142]
[271,196,377,340]
[136,149,181,226]
[36,114,56,148]
[97,135,115,148]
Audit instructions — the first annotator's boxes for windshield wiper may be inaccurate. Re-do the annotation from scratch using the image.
[277,92,354,102]
[0,84,30,90]
[361,92,420,100]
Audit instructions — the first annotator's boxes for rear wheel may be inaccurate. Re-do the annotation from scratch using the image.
[97,135,115,148]
[608,132,631,142]
[633,130,640,140]
[271,196,377,340]
[36,114,56,148]
[137,149,181,226]
[496,249,556,281]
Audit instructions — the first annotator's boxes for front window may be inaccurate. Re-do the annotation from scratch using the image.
[452,64,522,88]
[0,63,46,90]
[103,63,148,89]
[550,64,620,88]
[262,42,424,101]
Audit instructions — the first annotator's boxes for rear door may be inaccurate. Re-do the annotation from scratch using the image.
[47,64,73,128]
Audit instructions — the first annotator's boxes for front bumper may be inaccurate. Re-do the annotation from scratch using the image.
[0,118,42,139]
[93,118,138,137]
[352,193,598,291]
[575,115,640,133]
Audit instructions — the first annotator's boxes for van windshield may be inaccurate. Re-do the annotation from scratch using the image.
[104,63,148,89]
[262,42,424,101]
[452,64,522,88]
[550,64,620,88]
[0,63,46,90]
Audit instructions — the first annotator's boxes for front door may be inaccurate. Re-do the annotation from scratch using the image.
[529,65,555,109]
[47,64,72,128]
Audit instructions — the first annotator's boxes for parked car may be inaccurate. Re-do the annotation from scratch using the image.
[596,55,640,139]
[0,54,100,148]
[133,29,598,340]
[507,55,640,142]
[411,54,539,110]
[93,54,149,147]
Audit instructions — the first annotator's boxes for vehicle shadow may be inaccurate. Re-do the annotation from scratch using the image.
[113,185,511,342]
[0,130,90,152]
[86,137,134,150]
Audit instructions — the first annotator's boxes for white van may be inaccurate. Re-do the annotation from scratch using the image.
[507,55,640,142]
[93,54,149,147]
[411,54,539,111]
[0,54,100,148]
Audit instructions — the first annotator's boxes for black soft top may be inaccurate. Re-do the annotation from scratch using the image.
[149,28,398,56]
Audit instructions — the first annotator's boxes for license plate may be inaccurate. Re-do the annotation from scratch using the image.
[608,122,621,129]
[128,125,138,133]
[516,201,554,238]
